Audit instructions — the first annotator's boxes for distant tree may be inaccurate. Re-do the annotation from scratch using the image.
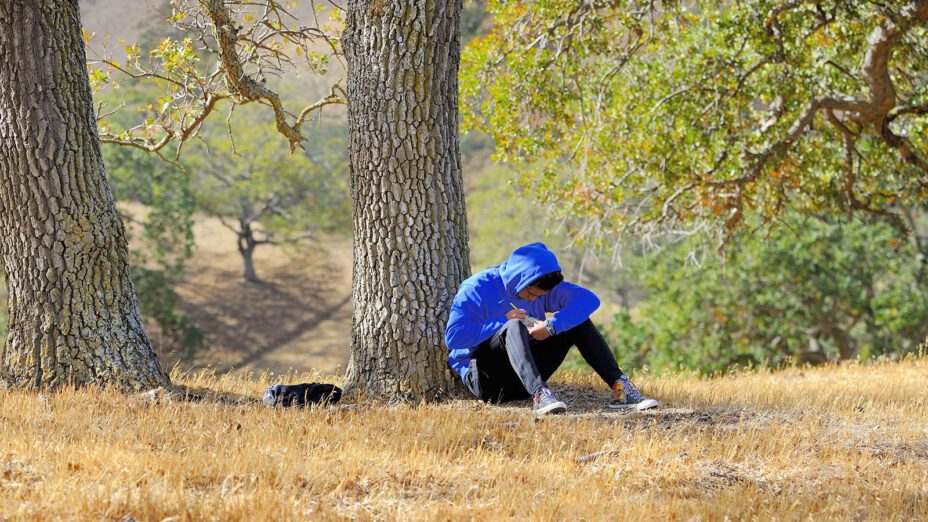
[83,0,348,353]
[342,0,471,400]
[0,1,168,389]
[462,1,928,245]
[603,214,928,373]
[185,106,350,282]
[85,0,351,350]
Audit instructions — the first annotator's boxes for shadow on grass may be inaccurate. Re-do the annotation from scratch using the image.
[484,383,757,432]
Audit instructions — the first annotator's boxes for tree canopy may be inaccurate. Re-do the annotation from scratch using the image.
[462,1,928,245]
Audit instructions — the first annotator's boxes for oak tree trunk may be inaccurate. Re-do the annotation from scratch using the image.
[343,0,471,400]
[0,0,169,389]
[241,244,259,283]
[237,219,260,283]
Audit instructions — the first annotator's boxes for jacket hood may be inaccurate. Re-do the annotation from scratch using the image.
[498,243,562,296]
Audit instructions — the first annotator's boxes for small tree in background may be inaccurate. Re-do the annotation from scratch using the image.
[185,105,350,282]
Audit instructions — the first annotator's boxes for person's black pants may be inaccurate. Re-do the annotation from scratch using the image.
[463,318,624,403]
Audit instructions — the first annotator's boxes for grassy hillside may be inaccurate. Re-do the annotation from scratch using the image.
[2,359,926,520]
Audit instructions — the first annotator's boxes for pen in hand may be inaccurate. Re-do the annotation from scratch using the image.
[509,303,539,325]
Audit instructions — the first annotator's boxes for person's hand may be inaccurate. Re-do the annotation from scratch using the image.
[506,308,527,321]
[528,321,551,341]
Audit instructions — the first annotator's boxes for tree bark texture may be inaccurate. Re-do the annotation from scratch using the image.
[343,0,471,400]
[0,0,169,389]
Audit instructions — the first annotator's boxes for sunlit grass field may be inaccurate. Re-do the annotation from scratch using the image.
[1,358,927,520]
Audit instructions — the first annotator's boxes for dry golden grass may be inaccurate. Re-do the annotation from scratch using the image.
[2,359,927,521]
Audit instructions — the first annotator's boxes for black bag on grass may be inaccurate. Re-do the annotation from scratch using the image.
[262,383,342,407]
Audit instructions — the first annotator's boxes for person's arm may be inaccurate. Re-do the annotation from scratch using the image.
[444,285,508,350]
[544,281,600,334]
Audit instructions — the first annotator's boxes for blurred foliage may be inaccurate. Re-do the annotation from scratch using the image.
[102,104,204,360]
[462,1,928,245]
[596,214,928,374]
[461,0,490,43]
[466,162,552,270]
[131,267,204,361]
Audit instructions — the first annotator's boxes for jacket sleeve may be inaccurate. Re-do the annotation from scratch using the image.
[544,281,600,334]
[444,285,507,350]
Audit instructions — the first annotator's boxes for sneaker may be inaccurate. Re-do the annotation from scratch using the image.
[608,376,659,411]
[533,386,567,415]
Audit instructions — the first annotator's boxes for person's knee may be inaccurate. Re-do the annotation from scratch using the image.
[577,318,596,329]
[560,318,594,336]
[502,318,531,343]
[568,319,605,344]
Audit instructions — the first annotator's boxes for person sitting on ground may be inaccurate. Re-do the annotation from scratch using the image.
[444,242,659,415]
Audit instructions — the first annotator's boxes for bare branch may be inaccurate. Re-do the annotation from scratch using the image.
[216,214,242,235]
[91,0,344,158]
[293,83,347,133]
[95,101,125,122]
[201,0,298,146]
[888,103,928,121]
[99,93,228,153]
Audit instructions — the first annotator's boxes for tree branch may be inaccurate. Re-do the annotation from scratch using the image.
[888,103,928,121]
[99,93,228,154]
[202,0,310,152]
[711,95,868,187]
[293,83,347,133]
[216,214,242,235]
[860,0,928,121]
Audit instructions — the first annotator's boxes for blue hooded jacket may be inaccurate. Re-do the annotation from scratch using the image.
[444,243,601,379]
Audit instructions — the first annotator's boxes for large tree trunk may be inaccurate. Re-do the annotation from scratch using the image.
[343,0,470,400]
[0,0,168,390]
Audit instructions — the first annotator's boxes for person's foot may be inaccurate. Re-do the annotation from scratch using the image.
[608,375,659,411]
[533,386,567,415]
